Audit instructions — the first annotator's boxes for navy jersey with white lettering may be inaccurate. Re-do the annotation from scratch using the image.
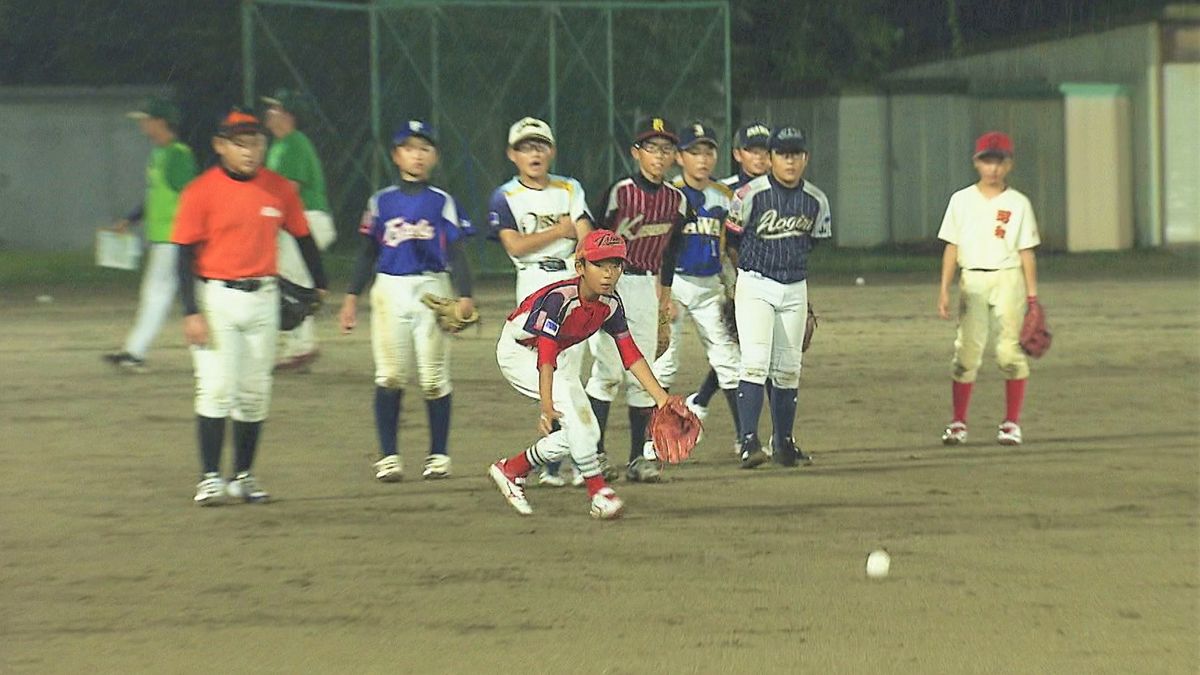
[360,182,474,276]
[725,175,831,284]
[671,177,731,277]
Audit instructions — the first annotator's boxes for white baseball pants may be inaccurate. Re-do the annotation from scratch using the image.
[122,242,179,359]
[952,267,1030,382]
[585,272,658,408]
[370,272,453,399]
[735,271,807,389]
[496,325,602,477]
[191,278,279,421]
[652,273,740,390]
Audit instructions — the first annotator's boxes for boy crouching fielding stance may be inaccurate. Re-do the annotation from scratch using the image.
[490,230,674,519]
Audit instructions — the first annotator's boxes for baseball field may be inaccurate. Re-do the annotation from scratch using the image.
[1,248,1197,673]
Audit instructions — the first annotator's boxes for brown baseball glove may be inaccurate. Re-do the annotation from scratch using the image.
[420,293,480,334]
[1019,299,1052,358]
[648,395,703,464]
[802,303,818,352]
[655,306,671,358]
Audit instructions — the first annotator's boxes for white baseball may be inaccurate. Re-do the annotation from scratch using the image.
[854,277,865,286]
[865,550,890,578]
[36,294,54,304]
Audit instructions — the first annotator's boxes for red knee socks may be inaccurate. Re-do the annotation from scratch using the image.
[1005,378,1027,423]
[952,381,974,423]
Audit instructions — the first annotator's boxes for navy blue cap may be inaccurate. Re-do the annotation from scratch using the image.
[392,120,436,146]
[769,126,808,153]
[735,121,771,148]
[678,121,718,150]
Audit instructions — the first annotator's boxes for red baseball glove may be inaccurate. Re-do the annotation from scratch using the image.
[1019,299,1052,358]
[648,395,702,464]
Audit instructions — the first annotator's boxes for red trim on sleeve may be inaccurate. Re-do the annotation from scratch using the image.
[536,335,562,370]
[614,333,643,370]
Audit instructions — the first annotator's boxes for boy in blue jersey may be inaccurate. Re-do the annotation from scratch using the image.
[488,117,592,487]
[338,120,475,482]
[724,127,831,469]
[652,122,741,454]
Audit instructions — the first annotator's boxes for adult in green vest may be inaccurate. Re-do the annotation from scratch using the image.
[104,97,198,372]
[262,88,337,372]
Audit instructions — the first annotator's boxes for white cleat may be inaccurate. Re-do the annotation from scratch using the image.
[589,487,625,520]
[570,470,585,488]
[942,421,968,446]
[226,472,270,503]
[489,461,533,516]
[997,421,1023,446]
[193,473,226,506]
[374,454,403,482]
[422,453,451,479]
[538,470,567,487]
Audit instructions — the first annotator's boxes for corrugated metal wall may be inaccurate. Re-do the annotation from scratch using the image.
[0,87,160,250]
[740,91,1068,250]
[890,23,1159,246]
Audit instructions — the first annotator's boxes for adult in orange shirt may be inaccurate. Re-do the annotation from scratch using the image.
[172,109,327,506]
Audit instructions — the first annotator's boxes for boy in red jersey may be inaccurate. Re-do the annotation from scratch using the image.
[490,230,673,519]
[586,117,689,484]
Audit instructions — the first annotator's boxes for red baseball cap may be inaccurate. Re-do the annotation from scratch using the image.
[579,230,627,262]
[974,131,1013,158]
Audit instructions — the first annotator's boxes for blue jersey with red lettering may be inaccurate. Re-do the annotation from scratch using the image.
[671,177,731,277]
[359,181,474,276]
[725,175,831,284]
[506,278,643,369]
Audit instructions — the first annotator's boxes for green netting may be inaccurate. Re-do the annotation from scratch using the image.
[244,0,730,272]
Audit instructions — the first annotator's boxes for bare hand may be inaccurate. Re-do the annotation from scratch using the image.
[183,314,208,346]
[937,289,951,320]
[111,219,130,234]
[557,216,578,239]
[457,297,476,321]
[339,296,358,334]
[538,406,563,436]
[661,296,677,322]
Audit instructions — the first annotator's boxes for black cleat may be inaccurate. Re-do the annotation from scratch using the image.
[739,434,769,469]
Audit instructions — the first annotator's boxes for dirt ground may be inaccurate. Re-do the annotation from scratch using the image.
[1,273,1197,674]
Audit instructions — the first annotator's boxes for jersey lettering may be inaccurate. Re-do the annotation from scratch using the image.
[756,208,815,239]
[383,217,436,246]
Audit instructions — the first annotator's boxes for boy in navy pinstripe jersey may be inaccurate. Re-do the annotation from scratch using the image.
[724,127,831,469]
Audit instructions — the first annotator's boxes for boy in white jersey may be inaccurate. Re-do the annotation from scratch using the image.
[937,131,1041,447]
[487,117,592,486]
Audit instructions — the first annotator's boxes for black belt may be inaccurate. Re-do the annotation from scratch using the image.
[624,266,654,276]
[213,278,271,292]
[966,268,999,272]
[536,259,567,272]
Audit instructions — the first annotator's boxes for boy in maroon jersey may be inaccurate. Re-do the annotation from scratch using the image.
[585,117,689,483]
[490,230,673,519]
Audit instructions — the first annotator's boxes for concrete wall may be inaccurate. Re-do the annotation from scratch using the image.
[0,87,164,250]
[890,23,1161,246]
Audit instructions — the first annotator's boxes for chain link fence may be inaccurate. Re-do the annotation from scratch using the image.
[244,0,731,272]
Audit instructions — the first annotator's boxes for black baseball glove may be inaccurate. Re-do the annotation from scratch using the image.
[279,277,321,331]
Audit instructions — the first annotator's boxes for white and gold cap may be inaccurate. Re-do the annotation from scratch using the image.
[508,117,555,147]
